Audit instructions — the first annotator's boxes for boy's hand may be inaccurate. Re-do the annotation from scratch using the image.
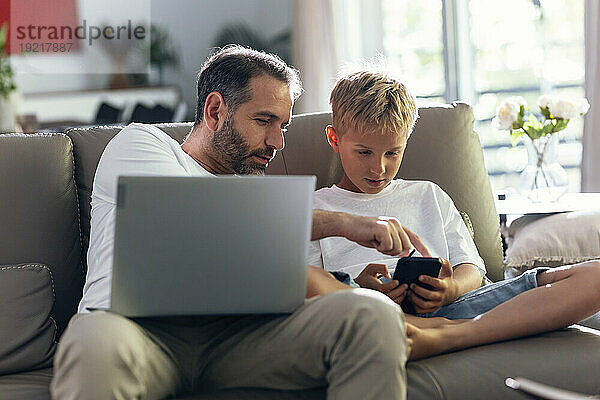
[407,258,458,314]
[354,263,408,305]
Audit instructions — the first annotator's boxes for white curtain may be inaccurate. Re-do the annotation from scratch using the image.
[582,0,600,192]
[292,0,384,114]
[292,0,337,114]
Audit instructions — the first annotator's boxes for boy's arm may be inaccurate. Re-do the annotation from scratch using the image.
[312,209,430,257]
[408,260,482,314]
[405,183,486,312]
[305,265,352,298]
[451,263,483,298]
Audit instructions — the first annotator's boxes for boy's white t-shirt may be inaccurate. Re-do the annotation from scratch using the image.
[78,123,213,313]
[307,179,486,279]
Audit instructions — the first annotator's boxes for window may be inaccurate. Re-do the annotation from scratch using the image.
[382,0,585,193]
[382,0,445,102]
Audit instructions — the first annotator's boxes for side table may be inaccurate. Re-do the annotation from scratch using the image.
[494,192,600,253]
[495,192,600,217]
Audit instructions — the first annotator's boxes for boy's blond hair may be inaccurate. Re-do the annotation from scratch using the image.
[330,71,418,140]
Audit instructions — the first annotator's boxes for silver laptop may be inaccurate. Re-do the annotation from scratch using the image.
[110,175,315,317]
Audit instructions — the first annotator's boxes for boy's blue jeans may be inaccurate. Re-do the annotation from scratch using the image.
[416,268,545,320]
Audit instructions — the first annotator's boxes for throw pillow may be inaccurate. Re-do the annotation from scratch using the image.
[504,210,600,277]
[459,210,475,240]
[0,264,57,375]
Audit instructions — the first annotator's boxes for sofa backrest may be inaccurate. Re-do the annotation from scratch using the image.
[68,103,503,281]
[268,104,504,281]
[65,124,190,275]
[0,134,83,336]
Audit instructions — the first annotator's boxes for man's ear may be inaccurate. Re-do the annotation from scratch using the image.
[325,125,340,153]
[203,92,228,132]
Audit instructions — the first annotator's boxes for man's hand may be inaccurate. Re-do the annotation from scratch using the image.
[305,265,352,298]
[407,258,458,314]
[312,210,431,257]
[354,263,408,305]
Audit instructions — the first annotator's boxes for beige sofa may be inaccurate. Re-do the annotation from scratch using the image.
[1,103,599,399]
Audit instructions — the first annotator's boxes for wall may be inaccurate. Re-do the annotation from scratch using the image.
[12,0,292,120]
[151,0,292,120]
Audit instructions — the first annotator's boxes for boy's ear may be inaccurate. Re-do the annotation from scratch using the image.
[325,125,340,153]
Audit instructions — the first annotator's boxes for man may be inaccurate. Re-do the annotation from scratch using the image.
[51,46,421,399]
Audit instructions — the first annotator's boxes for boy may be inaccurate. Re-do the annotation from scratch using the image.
[308,71,600,359]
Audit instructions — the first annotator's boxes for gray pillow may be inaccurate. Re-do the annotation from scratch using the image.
[459,210,475,240]
[0,264,57,375]
[504,210,600,277]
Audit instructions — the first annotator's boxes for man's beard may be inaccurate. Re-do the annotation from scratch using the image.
[212,114,275,175]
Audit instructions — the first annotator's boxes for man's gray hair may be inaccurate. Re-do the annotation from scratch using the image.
[194,45,302,124]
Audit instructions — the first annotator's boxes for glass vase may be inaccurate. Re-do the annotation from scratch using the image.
[519,133,568,202]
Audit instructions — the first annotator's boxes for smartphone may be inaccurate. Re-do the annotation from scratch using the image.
[392,257,442,314]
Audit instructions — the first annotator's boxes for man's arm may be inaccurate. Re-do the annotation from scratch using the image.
[312,209,430,257]
[311,209,352,240]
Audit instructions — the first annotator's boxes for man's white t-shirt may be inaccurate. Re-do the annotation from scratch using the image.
[78,123,213,313]
[307,179,486,279]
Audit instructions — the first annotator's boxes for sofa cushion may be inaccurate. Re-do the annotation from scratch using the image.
[458,211,475,240]
[0,367,52,400]
[0,264,56,376]
[0,133,83,337]
[65,123,191,275]
[273,106,504,281]
[181,388,325,400]
[504,210,600,277]
[406,326,600,399]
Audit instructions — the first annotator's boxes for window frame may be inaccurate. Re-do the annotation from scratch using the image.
[430,0,585,191]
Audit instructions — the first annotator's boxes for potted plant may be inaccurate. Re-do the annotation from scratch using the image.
[149,24,179,86]
[211,23,291,64]
[492,94,589,202]
[0,22,18,133]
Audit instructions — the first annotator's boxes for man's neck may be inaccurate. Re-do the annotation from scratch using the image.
[181,127,234,175]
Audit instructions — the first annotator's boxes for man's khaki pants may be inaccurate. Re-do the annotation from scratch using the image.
[51,289,409,399]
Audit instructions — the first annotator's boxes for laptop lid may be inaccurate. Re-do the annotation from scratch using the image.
[110,175,315,317]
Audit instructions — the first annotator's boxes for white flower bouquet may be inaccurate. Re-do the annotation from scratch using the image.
[492,94,590,201]
[492,95,590,144]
